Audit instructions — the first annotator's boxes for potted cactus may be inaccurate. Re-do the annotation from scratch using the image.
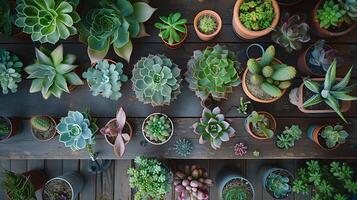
[142,113,174,145]
[185,44,241,101]
[0,49,23,94]
[100,107,133,157]
[276,125,302,149]
[24,45,84,100]
[194,10,222,41]
[82,59,128,101]
[308,124,349,150]
[154,12,188,49]
[174,165,213,200]
[245,111,276,140]
[193,107,235,150]
[232,0,280,39]
[263,168,293,199]
[42,172,84,200]
[242,45,297,103]
[219,174,255,200]
[0,116,17,141]
[30,115,57,141]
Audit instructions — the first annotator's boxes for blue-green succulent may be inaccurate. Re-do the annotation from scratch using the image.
[0,49,23,94]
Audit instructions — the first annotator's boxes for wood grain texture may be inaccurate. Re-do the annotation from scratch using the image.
[114,160,132,200]
[79,160,96,200]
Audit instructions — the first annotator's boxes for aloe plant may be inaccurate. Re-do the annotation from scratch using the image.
[0,49,23,94]
[0,0,13,36]
[321,125,349,148]
[154,12,187,45]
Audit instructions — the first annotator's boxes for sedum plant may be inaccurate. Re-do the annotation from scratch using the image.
[198,15,217,34]
[0,0,13,36]
[239,0,275,31]
[193,107,235,150]
[246,111,274,138]
[317,0,347,29]
[321,125,349,148]
[186,44,240,101]
[24,45,83,99]
[78,0,156,63]
[272,13,310,53]
[266,171,292,199]
[1,170,36,200]
[127,156,171,200]
[132,54,182,106]
[82,60,128,101]
[143,114,172,143]
[0,49,23,94]
[309,40,343,72]
[276,125,302,149]
[303,60,357,123]
[15,0,80,44]
[154,12,187,45]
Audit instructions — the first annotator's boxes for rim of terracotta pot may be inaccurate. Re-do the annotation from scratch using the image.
[194,10,222,41]
[0,116,13,141]
[161,24,188,49]
[245,111,276,140]
[104,119,133,147]
[233,0,280,39]
[30,115,57,142]
[309,125,340,151]
[263,168,294,199]
[43,177,75,200]
[142,113,174,145]
[87,59,117,90]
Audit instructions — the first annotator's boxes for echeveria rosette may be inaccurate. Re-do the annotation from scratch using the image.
[132,54,182,106]
[185,44,241,101]
[15,0,80,44]
[78,0,156,63]
[193,107,235,150]
[0,49,23,94]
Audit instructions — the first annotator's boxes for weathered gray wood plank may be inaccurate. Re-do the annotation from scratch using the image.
[101,160,114,200]
[10,160,27,173]
[114,160,132,200]
[79,160,96,200]
[45,160,63,179]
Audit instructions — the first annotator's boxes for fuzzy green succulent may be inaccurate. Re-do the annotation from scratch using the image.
[1,170,36,200]
[317,0,347,29]
[0,0,13,36]
[247,45,296,98]
[246,111,274,138]
[321,125,349,148]
[173,138,193,157]
[15,0,80,44]
[24,45,83,99]
[266,171,292,199]
[154,12,187,45]
[0,49,23,94]
[143,114,172,143]
[186,44,241,101]
[193,107,235,150]
[276,125,302,149]
[83,60,128,101]
[239,0,275,31]
[132,54,182,106]
[199,15,217,34]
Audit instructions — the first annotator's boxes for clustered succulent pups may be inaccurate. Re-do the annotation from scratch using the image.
[239,0,275,31]
[143,114,172,143]
[154,12,187,45]
[276,125,302,149]
[321,124,349,148]
[246,111,274,138]
[266,170,292,199]
[0,49,23,94]
[317,0,357,29]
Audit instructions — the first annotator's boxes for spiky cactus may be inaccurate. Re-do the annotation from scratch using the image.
[31,116,52,132]
[247,45,296,97]
[174,165,212,200]
[143,114,172,143]
[174,138,193,157]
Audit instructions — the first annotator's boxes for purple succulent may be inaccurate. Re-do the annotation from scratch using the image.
[234,143,248,156]
[309,40,344,71]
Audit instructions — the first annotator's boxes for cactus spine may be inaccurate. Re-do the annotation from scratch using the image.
[30,116,53,132]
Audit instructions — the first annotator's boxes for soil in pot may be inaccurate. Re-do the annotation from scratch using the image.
[222,178,254,200]
[265,170,293,199]
[42,179,72,200]
[0,117,12,141]
[302,85,335,110]
[245,71,274,100]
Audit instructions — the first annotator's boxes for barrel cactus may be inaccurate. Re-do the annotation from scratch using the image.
[143,114,172,143]
[0,49,23,94]
[30,116,54,132]
[266,171,292,199]
[132,54,182,106]
[186,44,241,101]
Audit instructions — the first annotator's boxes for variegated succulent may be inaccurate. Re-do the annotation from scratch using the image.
[0,49,23,94]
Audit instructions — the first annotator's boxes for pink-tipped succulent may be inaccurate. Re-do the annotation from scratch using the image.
[234,143,247,156]
[174,165,213,200]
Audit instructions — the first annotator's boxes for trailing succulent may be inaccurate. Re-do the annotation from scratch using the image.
[186,44,240,101]
[15,0,80,44]
[266,171,292,199]
[247,45,296,98]
[303,60,357,123]
[198,15,217,34]
[193,107,235,150]
[174,138,193,157]
[24,45,83,99]
[83,60,128,101]
[1,170,36,200]
[239,0,275,31]
[143,114,172,143]
[276,125,302,149]
[309,40,343,72]
[78,0,156,63]
[272,13,310,53]
[132,54,182,106]
[30,116,56,138]
[154,12,187,45]
[0,49,23,94]
[321,125,349,148]
[0,0,13,36]
[246,111,274,138]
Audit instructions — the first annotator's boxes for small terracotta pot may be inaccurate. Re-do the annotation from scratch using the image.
[312,0,356,38]
[0,117,19,141]
[161,24,188,49]
[104,119,133,147]
[245,111,276,140]
[30,115,57,142]
[142,113,174,145]
[232,0,280,39]
[87,59,117,90]
[194,10,222,41]
[307,125,340,150]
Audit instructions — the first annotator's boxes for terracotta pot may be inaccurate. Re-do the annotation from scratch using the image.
[312,0,356,38]
[104,119,133,147]
[262,168,294,199]
[194,10,222,41]
[142,113,174,145]
[30,115,57,142]
[87,59,117,90]
[0,117,19,141]
[242,58,286,103]
[232,0,280,39]
[161,24,188,49]
[307,125,340,150]
[245,111,276,140]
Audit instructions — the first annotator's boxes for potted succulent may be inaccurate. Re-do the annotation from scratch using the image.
[293,161,357,199]
[308,124,349,150]
[192,107,235,150]
[263,168,293,199]
[127,156,172,200]
[30,115,57,141]
[142,113,174,145]
[24,45,84,100]
[218,174,255,200]
[78,0,156,62]
[232,0,280,39]
[312,0,357,37]
[154,12,188,49]
[271,13,311,53]
[0,49,23,94]
[289,60,356,123]
[100,107,133,157]
[42,172,84,200]
[194,10,222,41]
[1,170,47,200]
[82,59,128,101]
[245,111,276,140]
[298,39,343,76]
[0,116,18,141]
[131,54,182,106]
[15,0,80,44]
[185,44,241,101]
[242,45,297,103]
[276,125,302,149]
[174,165,213,200]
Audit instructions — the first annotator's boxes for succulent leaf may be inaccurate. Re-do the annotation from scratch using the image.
[0,49,23,94]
